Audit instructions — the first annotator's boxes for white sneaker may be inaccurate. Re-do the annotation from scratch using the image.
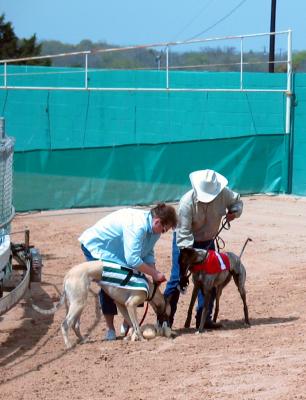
[104,329,116,341]
[120,322,129,336]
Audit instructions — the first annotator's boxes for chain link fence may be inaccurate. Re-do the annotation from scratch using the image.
[0,118,15,282]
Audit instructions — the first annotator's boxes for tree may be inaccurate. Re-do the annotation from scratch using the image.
[0,14,18,59]
[0,14,50,65]
[293,51,306,72]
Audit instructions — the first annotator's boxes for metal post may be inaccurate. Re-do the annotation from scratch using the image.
[166,46,169,89]
[25,229,30,251]
[269,0,277,73]
[156,54,161,70]
[85,54,88,89]
[0,117,5,139]
[240,37,244,90]
[285,29,292,134]
[4,63,7,87]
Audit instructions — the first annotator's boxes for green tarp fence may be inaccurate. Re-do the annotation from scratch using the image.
[0,66,304,211]
[291,73,306,195]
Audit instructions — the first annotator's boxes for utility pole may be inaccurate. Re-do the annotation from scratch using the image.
[269,0,277,72]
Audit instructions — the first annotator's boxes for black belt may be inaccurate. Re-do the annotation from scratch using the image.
[120,266,134,286]
[119,266,144,307]
[193,240,215,250]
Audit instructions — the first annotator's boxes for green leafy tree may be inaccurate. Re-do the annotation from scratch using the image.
[0,14,18,59]
[292,51,306,72]
[0,14,50,65]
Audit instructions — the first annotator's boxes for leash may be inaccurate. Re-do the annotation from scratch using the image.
[213,204,241,251]
[139,302,149,327]
[139,281,160,325]
[214,216,231,252]
[147,282,159,301]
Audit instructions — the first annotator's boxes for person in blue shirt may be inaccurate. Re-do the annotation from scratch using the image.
[79,203,177,341]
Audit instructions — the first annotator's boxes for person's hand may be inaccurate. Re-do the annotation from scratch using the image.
[226,212,236,222]
[178,275,189,294]
[153,270,167,283]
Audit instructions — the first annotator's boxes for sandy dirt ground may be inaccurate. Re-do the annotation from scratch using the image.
[1,195,306,400]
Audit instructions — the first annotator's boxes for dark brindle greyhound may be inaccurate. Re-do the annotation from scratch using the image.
[179,238,251,333]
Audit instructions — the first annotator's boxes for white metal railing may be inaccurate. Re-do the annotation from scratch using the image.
[0,30,293,133]
[285,30,292,135]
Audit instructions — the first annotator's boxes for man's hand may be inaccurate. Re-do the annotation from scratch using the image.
[226,212,236,222]
[137,263,166,283]
[153,270,167,283]
[178,275,189,294]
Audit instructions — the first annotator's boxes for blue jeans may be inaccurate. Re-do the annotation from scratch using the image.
[164,233,216,325]
[81,244,117,315]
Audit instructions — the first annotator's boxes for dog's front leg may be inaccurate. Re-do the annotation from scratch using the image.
[125,297,144,341]
[214,274,232,322]
[185,284,199,328]
[127,305,144,341]
[198,289,211,333]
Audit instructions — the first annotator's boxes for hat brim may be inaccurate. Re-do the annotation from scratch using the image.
[190,170,228,203]
[195,189,225,203]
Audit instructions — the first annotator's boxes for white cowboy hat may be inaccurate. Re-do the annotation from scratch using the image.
[189,169,228,203]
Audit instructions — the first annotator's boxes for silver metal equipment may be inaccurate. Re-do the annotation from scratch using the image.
[0,117,43,315]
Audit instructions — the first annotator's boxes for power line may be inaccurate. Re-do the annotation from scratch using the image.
[171,0,216,42]
[185,0,249,42]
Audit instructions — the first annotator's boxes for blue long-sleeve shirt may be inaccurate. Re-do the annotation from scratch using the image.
[78,208,160,269]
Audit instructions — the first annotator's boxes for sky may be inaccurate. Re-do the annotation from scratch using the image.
[1,0,305,52]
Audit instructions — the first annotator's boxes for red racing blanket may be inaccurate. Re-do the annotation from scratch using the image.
[190,250,230,274]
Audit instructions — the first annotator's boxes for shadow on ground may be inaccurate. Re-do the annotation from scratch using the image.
[172,315,299,336]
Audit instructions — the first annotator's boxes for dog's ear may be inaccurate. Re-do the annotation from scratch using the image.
[178,248,193,267]
[181,247,194,255]
[193,248,208,263]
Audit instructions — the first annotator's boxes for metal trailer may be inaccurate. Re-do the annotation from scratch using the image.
[0,117,42,316]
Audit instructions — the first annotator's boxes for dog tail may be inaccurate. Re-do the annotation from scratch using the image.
[239,237,252,259]
[32,291,66,315]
